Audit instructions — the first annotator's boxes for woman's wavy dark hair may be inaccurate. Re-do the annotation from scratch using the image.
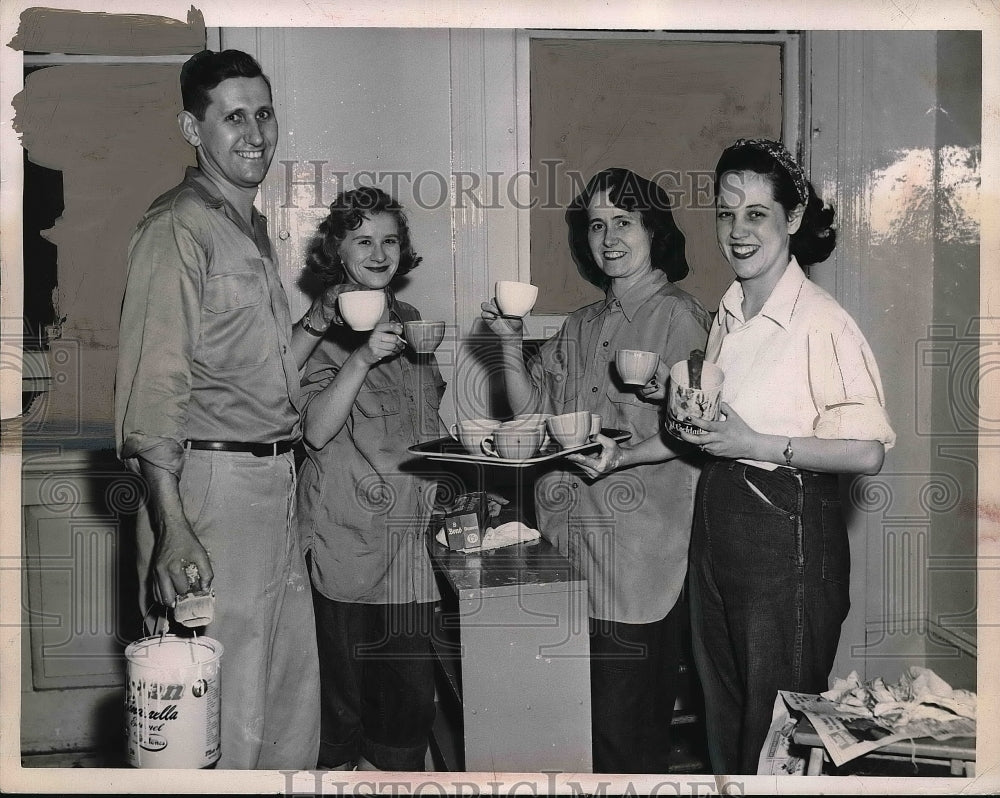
[305,186,422,287]
[714,142,837,266]
[565,167,688,290]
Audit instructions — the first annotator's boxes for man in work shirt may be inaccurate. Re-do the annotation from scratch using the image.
[115,48,339,769]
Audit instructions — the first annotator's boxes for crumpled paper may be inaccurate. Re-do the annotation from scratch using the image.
[435,521,540,552]
[821,666,976,730]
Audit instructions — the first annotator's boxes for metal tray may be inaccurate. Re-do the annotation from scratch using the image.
[408,428,631,468]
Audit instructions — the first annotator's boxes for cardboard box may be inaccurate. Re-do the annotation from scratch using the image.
[443,491,488,551]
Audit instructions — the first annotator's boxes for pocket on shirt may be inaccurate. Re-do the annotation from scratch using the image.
[356,384,401,418]
[418,374,447,437]
[421,373,446,410]
[604,386,657,430]
[204,270,264,311]
[201,270,269,369]
[541,365,574,411]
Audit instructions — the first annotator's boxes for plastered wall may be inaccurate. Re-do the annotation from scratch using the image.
[10,7,203,426]
[809,31,980,689]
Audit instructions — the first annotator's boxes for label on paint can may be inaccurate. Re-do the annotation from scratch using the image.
[125,635,223,768]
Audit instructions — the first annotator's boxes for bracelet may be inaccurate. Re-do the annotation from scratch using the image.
[783,438,794,467]
[299,313,329,337]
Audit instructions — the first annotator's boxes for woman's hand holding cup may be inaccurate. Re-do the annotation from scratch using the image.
[357,321,405,367]
[481,280,538,339]
[678,401,756,461]
[480,298,524,340]
[638,357,670,401]
[495,280,538,317]
[338,288,387,331]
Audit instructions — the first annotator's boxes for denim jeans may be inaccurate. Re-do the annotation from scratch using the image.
[589,599,683,773]
[312,594,436,771]
[690,461,850,774]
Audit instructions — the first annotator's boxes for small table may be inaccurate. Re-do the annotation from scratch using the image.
[429,535,592,773]
[792,717,976,777]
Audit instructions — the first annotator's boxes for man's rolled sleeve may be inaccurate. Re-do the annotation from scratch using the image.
[116,205,207,475]
[126,438,188,475]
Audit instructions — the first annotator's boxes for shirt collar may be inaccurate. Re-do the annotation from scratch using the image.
[386,288,403,321]
[183,166,225,209]
[182,166,266,230]
[584,268,671,323]
[718,257,806,329]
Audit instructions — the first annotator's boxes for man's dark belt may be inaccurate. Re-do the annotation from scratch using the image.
[186,440,296,457]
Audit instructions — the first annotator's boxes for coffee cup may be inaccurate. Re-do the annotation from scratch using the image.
[481,424,544,460]
[403,320,446,354]
[339,290,386,331]
[449,418,499,454]
[666,359,725,437]
[546,411,602,449]
[512,413,553,448]
[495,281,539,318]
[615,349,659,386]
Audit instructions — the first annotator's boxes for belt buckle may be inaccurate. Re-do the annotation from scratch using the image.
[270,442,279,456]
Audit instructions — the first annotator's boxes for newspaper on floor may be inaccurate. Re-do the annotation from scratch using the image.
[776,666,976,768]
[757,693,807,775]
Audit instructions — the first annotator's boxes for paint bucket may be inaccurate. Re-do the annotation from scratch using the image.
[124,634,223,768]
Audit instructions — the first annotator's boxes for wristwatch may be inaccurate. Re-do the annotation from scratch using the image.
[299,312,329,337]
[783,438,794,467]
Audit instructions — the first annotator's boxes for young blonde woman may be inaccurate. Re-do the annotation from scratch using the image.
[297,186,444,771]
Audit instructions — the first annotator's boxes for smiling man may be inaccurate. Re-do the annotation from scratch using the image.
[115,50,337,769]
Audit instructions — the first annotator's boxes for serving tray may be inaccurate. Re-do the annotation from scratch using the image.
[408,428,631,468]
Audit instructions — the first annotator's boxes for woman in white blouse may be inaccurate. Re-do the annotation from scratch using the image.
[575,138,895,774]
[681,139,895,774]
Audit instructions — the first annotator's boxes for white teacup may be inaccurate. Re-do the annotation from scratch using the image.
[481,424,544,460]
[403,320,446,354]
[511,413,554,448]
[495,281,539,317]
[616,349,659,386]
[339,290,386,331]
[666,359,725,437]
[546,411,602,449]
[449,418,499,454]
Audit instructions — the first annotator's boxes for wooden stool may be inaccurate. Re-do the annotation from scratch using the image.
[792,717,975,776]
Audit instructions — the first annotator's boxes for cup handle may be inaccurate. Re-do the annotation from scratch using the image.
[449,424,459,439]
[589,416,602,439]
[481,437,499,457]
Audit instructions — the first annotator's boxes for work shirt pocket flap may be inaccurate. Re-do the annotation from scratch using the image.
[535,344,575,410]
[356,384,401,418]
[606,387,650,409]
[422,375,447,409]
[204,270,264,313]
